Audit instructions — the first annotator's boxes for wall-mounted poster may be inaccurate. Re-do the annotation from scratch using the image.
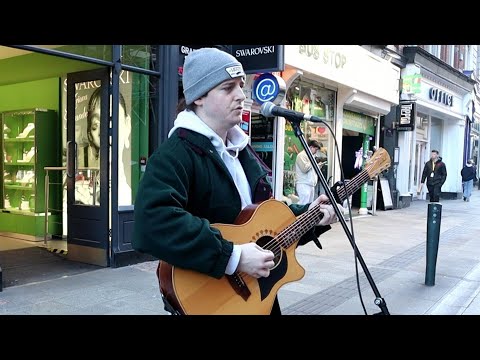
[61,71,132,206]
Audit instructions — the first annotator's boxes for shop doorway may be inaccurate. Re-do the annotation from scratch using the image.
[414,140,427,200]
[66,68,110,267]
[341,132,364,209]
[0,47,110,290]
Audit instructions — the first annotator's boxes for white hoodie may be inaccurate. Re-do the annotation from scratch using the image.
[168,110,251,275]
[168,110,252,209]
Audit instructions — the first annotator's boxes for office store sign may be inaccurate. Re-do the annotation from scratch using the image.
[429,87,453,107]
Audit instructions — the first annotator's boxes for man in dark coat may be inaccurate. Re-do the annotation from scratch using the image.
[418,149,447,202]
[132,47,340,315]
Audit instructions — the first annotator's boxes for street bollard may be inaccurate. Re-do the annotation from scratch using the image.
[425,203,442,286]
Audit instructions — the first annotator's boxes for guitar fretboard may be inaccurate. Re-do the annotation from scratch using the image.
[275,168,371,249]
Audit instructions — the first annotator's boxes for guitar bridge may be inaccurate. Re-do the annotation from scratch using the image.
[226,273,251,301]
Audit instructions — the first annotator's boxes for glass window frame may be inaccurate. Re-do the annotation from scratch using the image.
[282,78,337,201]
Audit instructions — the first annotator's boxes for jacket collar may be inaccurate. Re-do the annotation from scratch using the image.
[174,128,267,186]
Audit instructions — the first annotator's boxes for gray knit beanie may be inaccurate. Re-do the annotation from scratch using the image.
[182,47,245,105]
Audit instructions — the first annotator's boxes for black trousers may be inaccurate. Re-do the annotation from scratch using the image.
[270,296,282,315]
[427,184,441,202]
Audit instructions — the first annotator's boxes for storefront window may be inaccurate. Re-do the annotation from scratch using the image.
[283,79,336,203]
[121,72,150,206]
[44,45,113,62]
[122,45,154,70]
[29,45,155,70]
[250,113,274,171]
[60,70,149,208]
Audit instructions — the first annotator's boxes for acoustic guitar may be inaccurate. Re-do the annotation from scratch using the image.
[158,147,391,315]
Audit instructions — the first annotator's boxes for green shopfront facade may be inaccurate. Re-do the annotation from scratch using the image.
[0,45,180,276]
[0,45,285,290]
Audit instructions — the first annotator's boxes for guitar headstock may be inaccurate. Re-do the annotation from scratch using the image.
[364,148,391,179]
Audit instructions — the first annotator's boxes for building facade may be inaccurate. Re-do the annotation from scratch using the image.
[394,46,475,203]
[273,45,400,214]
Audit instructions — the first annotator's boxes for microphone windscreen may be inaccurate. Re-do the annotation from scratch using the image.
[260,102,275,117]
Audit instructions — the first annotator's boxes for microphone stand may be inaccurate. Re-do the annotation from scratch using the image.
[289,118,390,315]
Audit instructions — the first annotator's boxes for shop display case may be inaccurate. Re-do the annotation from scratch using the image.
[0,108,61,238]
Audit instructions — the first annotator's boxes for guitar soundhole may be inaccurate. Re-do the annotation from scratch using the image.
[256,236,282,269]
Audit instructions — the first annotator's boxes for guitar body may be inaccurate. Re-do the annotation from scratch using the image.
[158,199,305,315]
[158,148,392,315]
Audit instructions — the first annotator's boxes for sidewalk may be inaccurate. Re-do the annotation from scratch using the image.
[1,188,480,315]
[281,187,480,315]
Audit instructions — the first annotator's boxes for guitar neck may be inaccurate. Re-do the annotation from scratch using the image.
[334,169,371,203]
[276,168,370,249]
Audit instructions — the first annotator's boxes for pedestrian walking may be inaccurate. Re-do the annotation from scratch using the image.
[418,149,447,203]
[461,159,477,202]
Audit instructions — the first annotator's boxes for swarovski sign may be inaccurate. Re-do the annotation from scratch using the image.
[179,45,284,75]
[232,45,284,74]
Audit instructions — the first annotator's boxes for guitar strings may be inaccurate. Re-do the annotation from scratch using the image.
[235,160,383,280]
[253,163,376,257]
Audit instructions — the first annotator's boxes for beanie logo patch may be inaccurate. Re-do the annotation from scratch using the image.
[225,65,245,78]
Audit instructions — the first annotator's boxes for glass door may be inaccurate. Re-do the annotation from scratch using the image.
[414,140,427,199]
[66,68,110,266]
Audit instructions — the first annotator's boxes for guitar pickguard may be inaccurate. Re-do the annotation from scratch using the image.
[256,236,288,301]
[258,249,287,300]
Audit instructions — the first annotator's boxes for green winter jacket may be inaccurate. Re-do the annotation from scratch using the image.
[132,128,330,279]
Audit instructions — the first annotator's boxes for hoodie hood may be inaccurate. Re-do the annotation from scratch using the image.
[168,110,249,156]
[168,109,252,209]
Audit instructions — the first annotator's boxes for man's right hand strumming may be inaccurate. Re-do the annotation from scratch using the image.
[237,243,275,279]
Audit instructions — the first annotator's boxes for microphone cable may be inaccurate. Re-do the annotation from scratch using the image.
[311,119,368,316]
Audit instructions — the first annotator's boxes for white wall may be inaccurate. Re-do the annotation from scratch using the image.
[430,119,442,152]
[471,45,477,73]
[477,45,480,79]
[441,120,465,193]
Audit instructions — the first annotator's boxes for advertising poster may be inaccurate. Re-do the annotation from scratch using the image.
[60,71,132,207]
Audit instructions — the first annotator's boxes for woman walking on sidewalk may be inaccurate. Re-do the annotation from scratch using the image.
[461,159,477,202]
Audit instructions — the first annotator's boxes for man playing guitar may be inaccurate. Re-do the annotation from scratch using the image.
[132,47,339,315]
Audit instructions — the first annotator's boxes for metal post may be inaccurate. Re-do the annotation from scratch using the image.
[359,133,369,214]
[372,114,381,215]
[44,169,49,246]
[425,202,442,286]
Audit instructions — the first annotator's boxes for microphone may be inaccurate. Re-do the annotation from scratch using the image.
[260,101,324,123]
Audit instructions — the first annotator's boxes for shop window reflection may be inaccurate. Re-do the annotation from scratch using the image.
[283,80,336,203]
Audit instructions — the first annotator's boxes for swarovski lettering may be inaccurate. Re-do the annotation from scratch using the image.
[62,70,130,92]
[235,46,275,57]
